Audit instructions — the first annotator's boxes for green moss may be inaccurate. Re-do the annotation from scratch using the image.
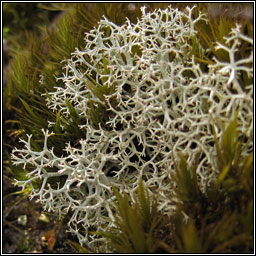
[169,114,253,253]
[93,180,169,253]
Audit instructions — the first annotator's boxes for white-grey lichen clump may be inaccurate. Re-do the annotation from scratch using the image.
[11,6,253,249]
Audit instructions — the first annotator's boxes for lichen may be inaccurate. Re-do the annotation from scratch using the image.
[11,5,253,249]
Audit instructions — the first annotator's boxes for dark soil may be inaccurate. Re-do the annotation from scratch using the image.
[2,175,79,254]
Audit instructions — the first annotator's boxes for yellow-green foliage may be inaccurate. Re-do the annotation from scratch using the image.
[94,180,168,253]
[211,112,253,198]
